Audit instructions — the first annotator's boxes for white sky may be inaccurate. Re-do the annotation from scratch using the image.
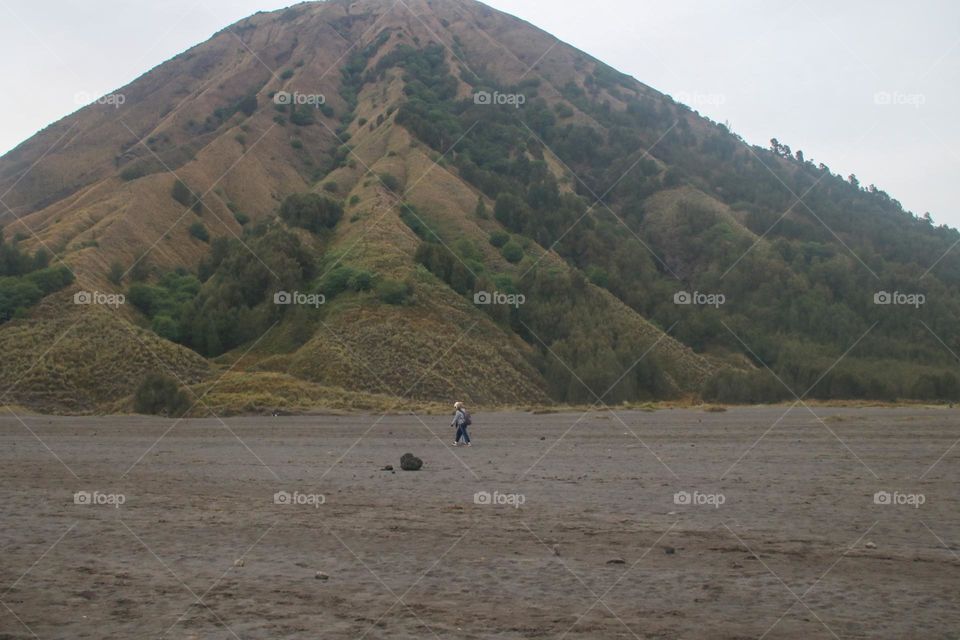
[0,0,956,225]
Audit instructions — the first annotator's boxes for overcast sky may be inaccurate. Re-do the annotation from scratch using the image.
[1,0,956,225]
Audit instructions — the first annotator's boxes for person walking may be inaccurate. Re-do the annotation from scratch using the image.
[451,401,472,446]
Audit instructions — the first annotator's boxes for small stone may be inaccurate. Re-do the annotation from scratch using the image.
[552,544,560,556]
[606,557,626,565]
[664,546,676,555]
[865,541,877,549]
[540,436,546,440]
[315,571,329,580]
[382,465,394,471]
[234,559,244,567]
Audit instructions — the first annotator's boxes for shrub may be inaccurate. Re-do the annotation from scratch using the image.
[133,373,190,417]
[349,195,360,206]
[233,211,250,225]
[120,164,147,181]
[107,261,125,285]
[377,278,413,305]
[488,230,510,248]
[279,193,343,232]
[189,222,210,243]
[321,265,356,296]
[500,240,524,263]
[323,182,338,193]
[171,179,199,208]
[290,105,315,126]
[379,173,402,193]
[350,270,375,291]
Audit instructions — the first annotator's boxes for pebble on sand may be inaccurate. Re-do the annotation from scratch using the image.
[315,571,329,580]
[865,541,877,549]
[234,559,244,567]
[606,557,626,564]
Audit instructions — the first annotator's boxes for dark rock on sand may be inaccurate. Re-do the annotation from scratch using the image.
[400,453,423,471]
[382,465,394,471]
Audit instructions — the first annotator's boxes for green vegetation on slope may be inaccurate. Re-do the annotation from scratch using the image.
[0,229,74,323]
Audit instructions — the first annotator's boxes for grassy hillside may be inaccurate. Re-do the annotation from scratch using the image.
[0,0,956,413]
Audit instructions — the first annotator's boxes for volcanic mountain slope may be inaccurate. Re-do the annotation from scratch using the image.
[1,0,958,414]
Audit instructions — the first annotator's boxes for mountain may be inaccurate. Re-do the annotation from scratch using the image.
[1,0,958,415]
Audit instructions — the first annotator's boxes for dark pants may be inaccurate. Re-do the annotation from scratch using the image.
[455,424,471,444]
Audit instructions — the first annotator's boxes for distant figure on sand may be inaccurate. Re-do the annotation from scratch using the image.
[451,401,472,447]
